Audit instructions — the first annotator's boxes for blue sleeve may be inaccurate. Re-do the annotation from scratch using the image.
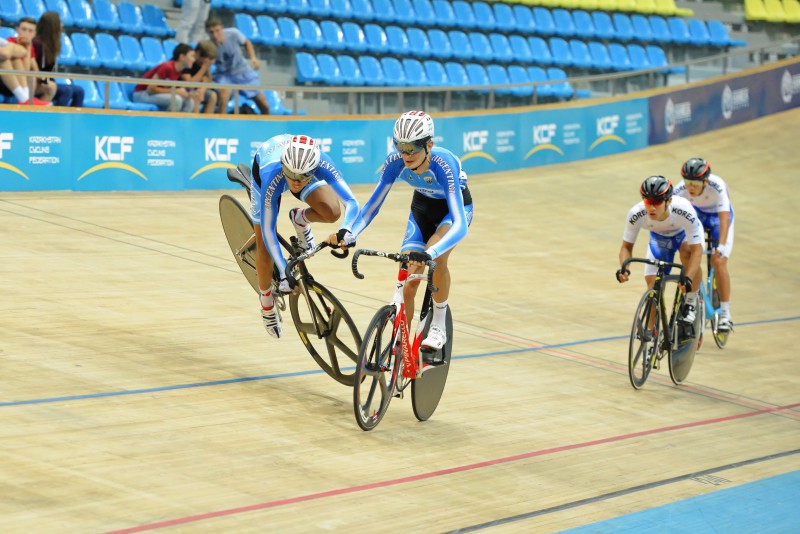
[350,155,403,237]
[318,156,363,232]
[427,154,469,260]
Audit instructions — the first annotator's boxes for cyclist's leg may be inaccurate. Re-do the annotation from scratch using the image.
[250,181,282,337]
[712,218,733,323]
[299,183,342,224]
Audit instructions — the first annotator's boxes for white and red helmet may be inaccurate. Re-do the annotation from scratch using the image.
[393,111,434,144]
[281,135,321,176]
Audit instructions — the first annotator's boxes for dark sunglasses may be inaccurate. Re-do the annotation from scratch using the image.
[394,139,426,156]
[643,198,665,207]
[283,166,314,183]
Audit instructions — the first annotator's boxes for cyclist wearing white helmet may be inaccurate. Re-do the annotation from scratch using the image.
[342,110,474,353]
[250,134,362,338]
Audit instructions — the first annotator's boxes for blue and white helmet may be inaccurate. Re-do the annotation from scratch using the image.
[393,111,434,144]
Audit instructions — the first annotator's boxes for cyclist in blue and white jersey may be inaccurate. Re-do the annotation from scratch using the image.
[616,176,704,325]
[674,157,735,331]
[338,110,474,352]
[250,134,362,338]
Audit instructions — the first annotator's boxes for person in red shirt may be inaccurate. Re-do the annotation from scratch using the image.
[132,43,196,112]
[0,17,49,106]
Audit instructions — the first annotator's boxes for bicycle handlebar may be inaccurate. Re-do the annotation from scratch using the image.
[351,248,437,289]
[621,257,686,278]
[285,242,348,288]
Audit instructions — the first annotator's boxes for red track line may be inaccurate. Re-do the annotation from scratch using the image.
[106,401,800,534]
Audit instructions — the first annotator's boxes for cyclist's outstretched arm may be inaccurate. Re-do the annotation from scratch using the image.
[350,158,401,237]
[617,241,634,283]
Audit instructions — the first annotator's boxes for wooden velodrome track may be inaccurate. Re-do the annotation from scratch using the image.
[1,108,798,533]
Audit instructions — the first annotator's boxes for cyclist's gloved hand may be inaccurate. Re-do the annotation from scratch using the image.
[679,276,693,293]
[408,251,432,264]
[716,243,730,258]
[336,228,356,248]
[277,278,292,294]
[615,268,630,283]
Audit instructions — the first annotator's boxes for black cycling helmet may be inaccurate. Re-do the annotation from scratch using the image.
[640,175,673,202]
[681,157,711,181]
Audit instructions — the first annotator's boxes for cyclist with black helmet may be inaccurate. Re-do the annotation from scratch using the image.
[617,176,704,325]
[249,134,362,338]
[339,111,474,353]
[674,157,735,331]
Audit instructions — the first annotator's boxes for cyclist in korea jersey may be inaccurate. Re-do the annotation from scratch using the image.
[250,134,362,339]
[674,157,735,331]
[616,176,704,325]
[340,111,474,354]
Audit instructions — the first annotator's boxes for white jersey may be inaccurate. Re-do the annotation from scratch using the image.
[673,174,732,215]
[622,196,703,245]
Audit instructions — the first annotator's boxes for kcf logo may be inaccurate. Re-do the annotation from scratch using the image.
[533,124,557,144]
[95,136,133,161]
[204,138,238,161]
[0,132,13,158]
[318,137,333,153]
[596,115,619,136]
[462,130,488,152]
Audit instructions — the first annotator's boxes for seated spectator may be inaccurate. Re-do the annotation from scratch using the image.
[132,43,196,112]
[205,16,270,115]
[32,11,84,107]
[0,18,49,105]
[181,40,218,114]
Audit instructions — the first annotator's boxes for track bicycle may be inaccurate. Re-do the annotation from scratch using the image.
[350,249,454,431]
[218,163,362,386]
[700,228,732,349]
[621,257,703,389]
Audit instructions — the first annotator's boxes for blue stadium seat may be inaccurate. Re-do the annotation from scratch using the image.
[612,13,635,41]
[646,44,686,74]
[591,11,615,40]
[706,20,747,47]
[546,67,581,99]
[381,56,407,86]
[58,33,78,66]
[410,0,434,25]
[117,1,144,34]
[423,59,448,86]
[447,30,473,60]
[235,13,260,43]
[0,0,25,23]
[371,0,396,23]
[98,81,129,110]
[320,20,345,51]
[278,17,302,47]
[363,23,389,54]
[72,78,103,108]
[528,36,553,65]
[487,64,524,96]
[140,36,166,69]
[588,41,613,70]
[68,0,96,29]
[465,62,490,93]
[648,16,673,44]
[552,9,576,38]
[329,0,352,19]
[472,1,497,31]
[92,0,120,31]
[257,15,282,47]
[451,0,477,29]
[107,81,155,110]
[444,61,469,87]
[630,15,654,43]
[489,33,514,63]
[509,35,533,63]
[402,58,428,85]
[608,42,633,70]
[298,18,325,49]
[350,0,374,21]
[162,38,177,59]
[569,39,593,69]
[571,10,595,39]
[142,4,173,37]
[359,55,385,85]
[259,0,284,14]
[308,0,331,17]
[468,32,493,62]
[337,54,366,85]
[549,37,573,67]
[71,32,102,68]
[117,34,145,71]
[295,51,323,83]
[432,0,456,27]
[405,27,432,57]
[507,65,534,97]
[627,43,651,70]
[492,2,516,32]
[286,0,310,16]
[686,19,712,46]
[512,5,536,34]
[527,66,555,98]
[533,7,556,36]
[22,0,45,20]
[316,53,343,84]
[0,27,14,39]
[44,0,71,26]
[666,16,692,45]
[386,25,410,56]
[342,21,367,52]
[425,28,452,59]
[95,32,125,70]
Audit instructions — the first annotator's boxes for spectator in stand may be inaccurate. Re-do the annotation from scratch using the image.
[0,17,49,105]
[176,0,210,45]
[132,43,196,112]
[32,11,84,107]
[180,40,218,113]
[205,16,270,115]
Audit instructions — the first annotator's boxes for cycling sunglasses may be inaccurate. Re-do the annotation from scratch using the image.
[394,139,427,156]
[643,198,665,207]
[684,178,705,185]
[283,166,314,183]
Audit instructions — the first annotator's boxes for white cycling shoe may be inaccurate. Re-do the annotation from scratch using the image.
[289,208,315,250]
[261,306,283,338]
[421,324,448,351]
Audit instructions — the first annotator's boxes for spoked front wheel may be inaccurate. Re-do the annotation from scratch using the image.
[290,279,362,386]
[628,291,660,389]
[353,305,401,431]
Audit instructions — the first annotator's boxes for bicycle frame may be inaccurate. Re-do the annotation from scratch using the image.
[390,267,434,382]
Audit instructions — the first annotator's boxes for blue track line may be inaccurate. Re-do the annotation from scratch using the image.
[2,316,798,407]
